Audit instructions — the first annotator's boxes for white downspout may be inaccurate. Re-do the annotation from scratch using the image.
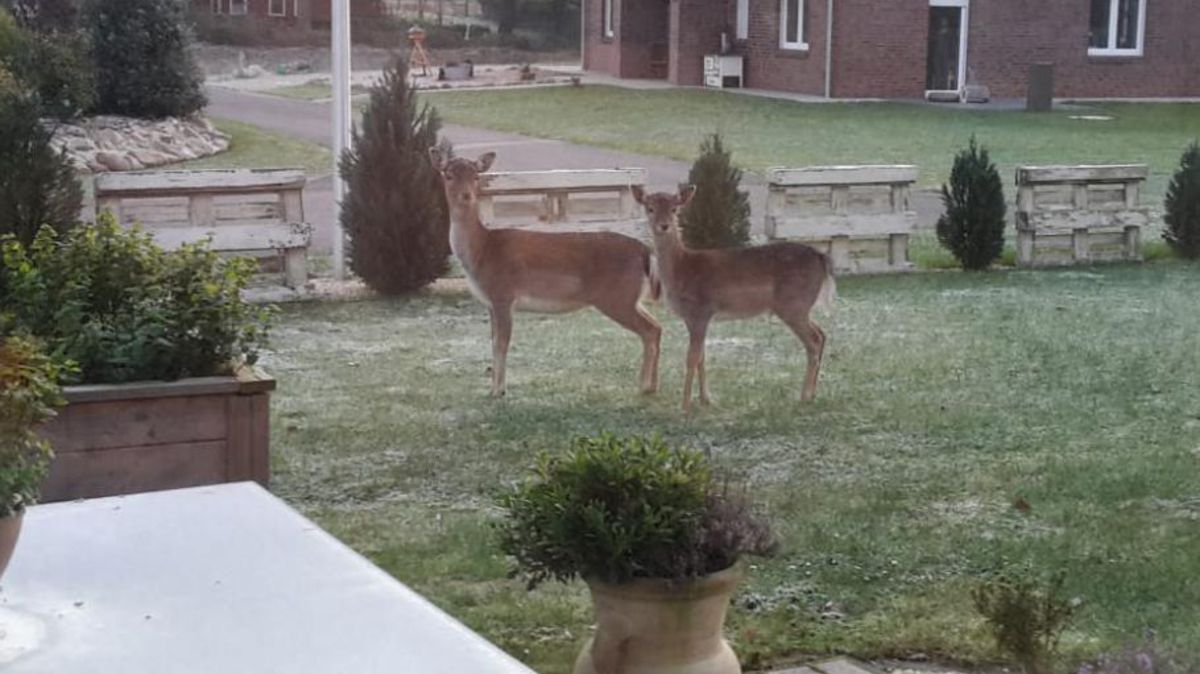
[580,0,587,70]
[824,0,833,98]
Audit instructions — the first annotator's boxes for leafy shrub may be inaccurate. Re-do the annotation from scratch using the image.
[496,433,777,589]
[0,10,94,119]
[340,57,451,295]
[87,0,206,119]
[4,0,79,33]
[1163,141,1200,260]
[679,133,751,250]
[0,72,82,248]
[937,136,1007,270]
[0,334,68,517]
[0,215,271,384]
[972,567,1076,674]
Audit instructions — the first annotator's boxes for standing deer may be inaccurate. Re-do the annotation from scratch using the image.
[632,184,835,411]
[429,149,662,397]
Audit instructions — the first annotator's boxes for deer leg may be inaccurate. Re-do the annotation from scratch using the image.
[489,302,514,397]
[596,301,662,394]
[683,321,709,412]
[781,311,826,403]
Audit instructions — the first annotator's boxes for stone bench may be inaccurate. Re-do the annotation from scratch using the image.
[479,168,648,239]
[1015,164,1150,267]
[94,168,312,288]
[765,165,919,274]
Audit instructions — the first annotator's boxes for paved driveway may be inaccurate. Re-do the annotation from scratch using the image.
[205,86,942,253]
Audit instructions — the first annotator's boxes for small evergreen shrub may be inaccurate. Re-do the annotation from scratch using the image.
[0,216,271,384]
[0,72,82,248]
[496,433,777,589]
[87,0,206,119]
[1163,141,1200,259]
[972,567,1076,674]
[679,133,751,249]
[937,136,1007,270]
[340,57,450,295]
[0,333,68,517]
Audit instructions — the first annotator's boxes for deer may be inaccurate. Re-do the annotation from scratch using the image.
[429,149,662,398]
[632,184,836,411]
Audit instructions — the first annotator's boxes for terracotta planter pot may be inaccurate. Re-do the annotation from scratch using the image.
[573,565,743,674]
[0,512,24,581]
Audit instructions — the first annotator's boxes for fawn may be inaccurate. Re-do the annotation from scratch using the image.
[429,149,662,397]
[632,184,835,411]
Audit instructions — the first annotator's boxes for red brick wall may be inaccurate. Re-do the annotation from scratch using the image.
[830,0,926,98]
[618,0,669,78]
[968,0,1199,98]
[584,0,621,76]
[668,0,726,85]
[738,0,827,95]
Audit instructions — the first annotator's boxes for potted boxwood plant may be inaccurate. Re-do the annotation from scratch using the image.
[0,334,67,579]
[496,433,777,674]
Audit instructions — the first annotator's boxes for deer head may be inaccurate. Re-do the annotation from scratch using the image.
[429,148,496,210]
[632,184,695,238]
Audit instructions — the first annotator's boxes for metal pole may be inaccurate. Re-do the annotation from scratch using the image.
[331,0,352,281]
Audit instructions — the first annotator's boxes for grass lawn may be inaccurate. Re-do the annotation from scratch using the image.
[426,85,1200,200]
[265,261,1200,673]
[171,118,332,177]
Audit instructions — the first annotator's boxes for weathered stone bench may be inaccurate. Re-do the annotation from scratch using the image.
[94,168,312,288]
[765,165,919,274]
[479,168,647,239]
[1015,164,1149,267]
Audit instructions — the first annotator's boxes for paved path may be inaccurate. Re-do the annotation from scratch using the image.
[206,86,942,254]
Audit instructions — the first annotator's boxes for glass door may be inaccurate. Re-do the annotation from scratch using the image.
[926,1,968,96]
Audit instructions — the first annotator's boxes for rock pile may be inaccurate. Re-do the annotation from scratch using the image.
[49,116,230,173]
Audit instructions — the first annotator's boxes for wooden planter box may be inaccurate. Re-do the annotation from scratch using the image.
[38,368,274,503]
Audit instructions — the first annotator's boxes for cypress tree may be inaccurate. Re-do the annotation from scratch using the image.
[937,136,1007,270]
[1163,141,1200,259]
[679,133,751,250]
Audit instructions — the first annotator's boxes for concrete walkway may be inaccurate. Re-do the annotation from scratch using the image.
[205,86,943,254]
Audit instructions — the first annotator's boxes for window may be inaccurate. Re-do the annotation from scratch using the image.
[211,0,223,14]
[229,0,247,15]
[1089,0,1146,56]
[269,0,287,16]
[779,0,807,50]
[602,0,614,39]
[736,0,749,40]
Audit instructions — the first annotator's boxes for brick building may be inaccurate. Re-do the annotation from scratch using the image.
[582,0,1199,99]
[197,0,389,34]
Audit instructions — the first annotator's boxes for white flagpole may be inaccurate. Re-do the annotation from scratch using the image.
[331,0,352,280]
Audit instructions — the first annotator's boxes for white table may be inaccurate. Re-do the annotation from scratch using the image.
[0,483,536,674]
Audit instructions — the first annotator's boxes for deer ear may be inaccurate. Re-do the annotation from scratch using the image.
[631,185,646,205]
[476,152,496,173]
[677,184,696,206]
[428,147,445,170]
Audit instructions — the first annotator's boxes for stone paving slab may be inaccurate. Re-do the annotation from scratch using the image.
[771,657,879,674]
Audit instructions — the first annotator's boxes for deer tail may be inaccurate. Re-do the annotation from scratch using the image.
[814,252,837,310]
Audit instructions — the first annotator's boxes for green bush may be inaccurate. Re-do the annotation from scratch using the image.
[87,0,206,119]
[340,57,450,295]
[0,72,82,248]
[679,133,751,250]
[937,136,1007,270]
[0,334,67,517]
[972,567,1076,674]
[496,433,777,589]
[0,10,94,119]
[0,215,271,384]
[1163,141,1200,260]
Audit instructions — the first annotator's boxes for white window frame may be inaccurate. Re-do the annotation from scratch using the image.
[1088,0,1147,57]
[736,0,749,40]
[229,0,248,16]
[926,0,969,95]
[268,0,288,17]
[602,0,614,39]
[779,0,807,50]
[211,0,223,14]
